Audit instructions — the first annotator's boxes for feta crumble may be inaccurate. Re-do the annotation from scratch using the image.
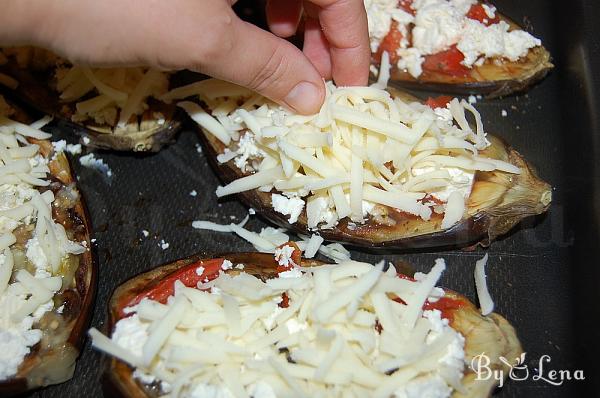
[271,194,304,224]
[79,153,113,177]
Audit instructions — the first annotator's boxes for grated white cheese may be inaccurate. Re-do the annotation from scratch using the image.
[54,65,169,129]
[90,258,466,397]
[274,245,297,267]
[180,79,519,232]
[474,254,494,316]
[0,97,84,380]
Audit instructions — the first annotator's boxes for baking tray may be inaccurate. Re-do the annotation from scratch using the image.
[14,0,599,396]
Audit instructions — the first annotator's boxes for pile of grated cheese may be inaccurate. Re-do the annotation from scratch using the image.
[90,256,467,398]
[172,76,519,231]
[55,65,169,129]
[0,98,86,380]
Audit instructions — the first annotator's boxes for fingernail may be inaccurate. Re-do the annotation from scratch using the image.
[284,81,323,115]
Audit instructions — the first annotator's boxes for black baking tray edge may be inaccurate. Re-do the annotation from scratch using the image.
[3,0,598,397]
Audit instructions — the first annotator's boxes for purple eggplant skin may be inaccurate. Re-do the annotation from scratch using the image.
[0,57,182,152]
[102,252,522,398]
[196,117,552,251]
[373,13,554,98]
[0,105,97,396]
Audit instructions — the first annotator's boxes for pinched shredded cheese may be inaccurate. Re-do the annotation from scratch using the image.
[0,96,86,381]
[174,78,519,232]
[90,257,467,398]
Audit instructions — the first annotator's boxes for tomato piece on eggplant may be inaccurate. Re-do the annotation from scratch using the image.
[425,95,454,109]
[466,4,500,26]
[422,45,471,77]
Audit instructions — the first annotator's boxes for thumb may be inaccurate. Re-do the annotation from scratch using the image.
[195,16,325,115]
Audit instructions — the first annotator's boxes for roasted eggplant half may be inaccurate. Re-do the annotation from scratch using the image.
[94,251,522,397]
[0,47,181,152]
[187,80,551,249]
[368,1,553,97]
[0,98,96,395]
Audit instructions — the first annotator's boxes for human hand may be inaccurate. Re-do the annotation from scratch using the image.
[2,0,369,114]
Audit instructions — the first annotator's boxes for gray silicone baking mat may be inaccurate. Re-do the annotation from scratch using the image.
[17,0,600,396]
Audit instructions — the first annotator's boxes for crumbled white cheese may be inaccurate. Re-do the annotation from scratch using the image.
[79,153,113,177]
[501,109,508,117]
[112,314,149,357]
[189,190,198,197]
[159,239,169,250]
[366,0,542,77]
[25,236,48,272]
[195,266,205,276]
[412,0,466,55]
[52,140,67,153]
[66,143,82,155]
[141,230,149,238]
[220,259,233,271]
[457,20,542,67]
[271,194,304,224]
[364,0,414,52]
[274,244,297,267]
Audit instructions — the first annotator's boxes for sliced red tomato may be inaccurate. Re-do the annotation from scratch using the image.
[423,296,466,323]
[422,45,470,77]
[466,3,500,26]
[375,20,403,65]
[425,95,454,109]
[388,272,465,325]
[398,0,414,15]
[122,258,225,313]
[275,241,302,273]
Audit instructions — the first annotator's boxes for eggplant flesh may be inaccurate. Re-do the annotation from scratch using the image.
[196,100,552,249]
[0,104,96,396]
[0,53,181,152]
[373,14,553,97]
[102,252,522,398]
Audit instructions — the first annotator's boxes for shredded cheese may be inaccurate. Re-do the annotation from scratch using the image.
[53,64,169,130]
[474,254,494,316]
[173,77,519,232]
[90,257,467,397]
[0,95,85,381]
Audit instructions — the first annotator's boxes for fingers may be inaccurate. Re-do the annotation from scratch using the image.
[308,0,370,86]
[196,13,325,115]
[266,0,303,38]
[303,17,332,80]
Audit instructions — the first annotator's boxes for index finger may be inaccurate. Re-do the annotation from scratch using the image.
[309,0,370,86]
